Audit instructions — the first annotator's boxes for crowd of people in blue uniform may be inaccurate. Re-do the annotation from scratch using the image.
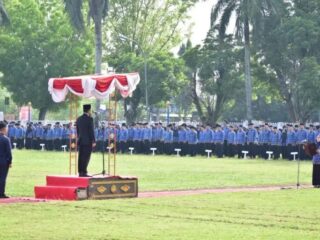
[6,121,320,160]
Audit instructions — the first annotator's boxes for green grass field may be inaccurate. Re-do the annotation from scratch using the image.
[0,150,318,240]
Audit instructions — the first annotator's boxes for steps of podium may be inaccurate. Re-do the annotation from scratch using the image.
[46,175,90,188]
[35,175,138,201]
[34,186,84,201]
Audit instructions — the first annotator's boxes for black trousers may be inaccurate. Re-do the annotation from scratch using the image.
[25,138,32,149]
[237,144,244,158]
[312,164,320,186]
[215,143,223,158]
[78,144,92,175]
[119,141,128,153]
[164,142,173,155]
[0,163,9,196]
[247,143,255,158]
[54,139,61,151]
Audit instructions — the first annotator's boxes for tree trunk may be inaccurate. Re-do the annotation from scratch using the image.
[38,107,47,120]
[190,71,205,123]
[94,19,102,123]
[275,70,298,122]
[244,18,253,121]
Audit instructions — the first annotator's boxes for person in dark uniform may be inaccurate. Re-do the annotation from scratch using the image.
[0,121,13,198]
[76,104,96,177]
[311,134,320,187]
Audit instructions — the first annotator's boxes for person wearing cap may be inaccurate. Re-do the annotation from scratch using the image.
[187,126,198,156]
[214,124,224,158]
[53,122,62,151]
[178,125,187,156]
[14,123,24,149]
[270,127,281,159]
[312,134,320,187]
[76,104,96,177]
[315,126,320,144]
[226,126,236,157]
[286,124,297,160]
[197,126,206,156]
[204,125,213,155]
[25,123,34,149]
[247,123,257,158]
[307,125,315,144]
[142,123,152,154]
[236,125,246,158]
[163,125,173,155]
[119,123,129,154]
[35,123,44,150]
[0,121,12,198]
[296,123,308,160]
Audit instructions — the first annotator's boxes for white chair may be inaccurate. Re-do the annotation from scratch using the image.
[150,148,157,156]
[174,148,181,157]
[61,145,67,152]
[205,149,212,158]
[291,152,298,161]
[40,143,45,151]
[13,143,17,149]
[107,146,112,153]
[266,151,273,160]
[241,150,249,159]
[129,147,134,155]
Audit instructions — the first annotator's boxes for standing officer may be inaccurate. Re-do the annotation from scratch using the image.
[236,125,246,158]
[286,124,296,160]
[296,123,308,160]
[0,121,13,198]
[76,104,96,177]
[214,124,224,158]
[119,123,129,153]
[247,123,257,158]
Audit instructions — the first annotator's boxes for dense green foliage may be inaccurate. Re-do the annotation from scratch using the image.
[0,0,93,119]
[0,0,319,122]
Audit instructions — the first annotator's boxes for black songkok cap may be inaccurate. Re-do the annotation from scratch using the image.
[0,121,7,130]
[83,104,91,112]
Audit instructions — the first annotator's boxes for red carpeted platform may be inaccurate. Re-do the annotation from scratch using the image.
[35,175,138,201]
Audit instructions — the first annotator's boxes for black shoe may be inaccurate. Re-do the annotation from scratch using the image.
[79,174,92,177]
[0,195,9,199]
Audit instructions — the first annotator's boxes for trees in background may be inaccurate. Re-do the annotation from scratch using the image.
[106,0,196,123]
[211,0,282,121]
[181,31,242,124]
[0,0,9,26]
[257,0,320,122]
[0,0,93,119]
[0,0,319,122]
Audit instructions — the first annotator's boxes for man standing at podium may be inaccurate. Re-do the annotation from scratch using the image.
[76,104,96,177]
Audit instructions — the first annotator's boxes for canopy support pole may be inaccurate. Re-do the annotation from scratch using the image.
[108,93,117,176]
[69,94,78,175]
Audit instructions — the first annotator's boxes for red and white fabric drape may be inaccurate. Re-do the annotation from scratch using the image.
[48,73,140,102]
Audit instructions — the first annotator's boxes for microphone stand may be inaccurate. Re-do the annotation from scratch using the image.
[297,140,306,189]
[93,115,107,176]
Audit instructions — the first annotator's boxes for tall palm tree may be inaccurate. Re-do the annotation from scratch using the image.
[63,0,109,113]
[211,0,279,121]
[0,0,10,26]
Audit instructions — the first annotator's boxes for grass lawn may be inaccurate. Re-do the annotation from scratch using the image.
[0,189,319,240]
[1,150,317,240]
[7,150,312,196]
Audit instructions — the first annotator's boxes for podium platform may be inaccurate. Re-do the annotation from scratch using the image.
[35,175,138,201]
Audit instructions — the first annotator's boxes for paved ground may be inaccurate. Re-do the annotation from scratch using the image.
[138,184,312,198]
[0,184,312,204]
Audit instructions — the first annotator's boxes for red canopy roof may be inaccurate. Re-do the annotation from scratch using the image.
[48,73,140,102]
